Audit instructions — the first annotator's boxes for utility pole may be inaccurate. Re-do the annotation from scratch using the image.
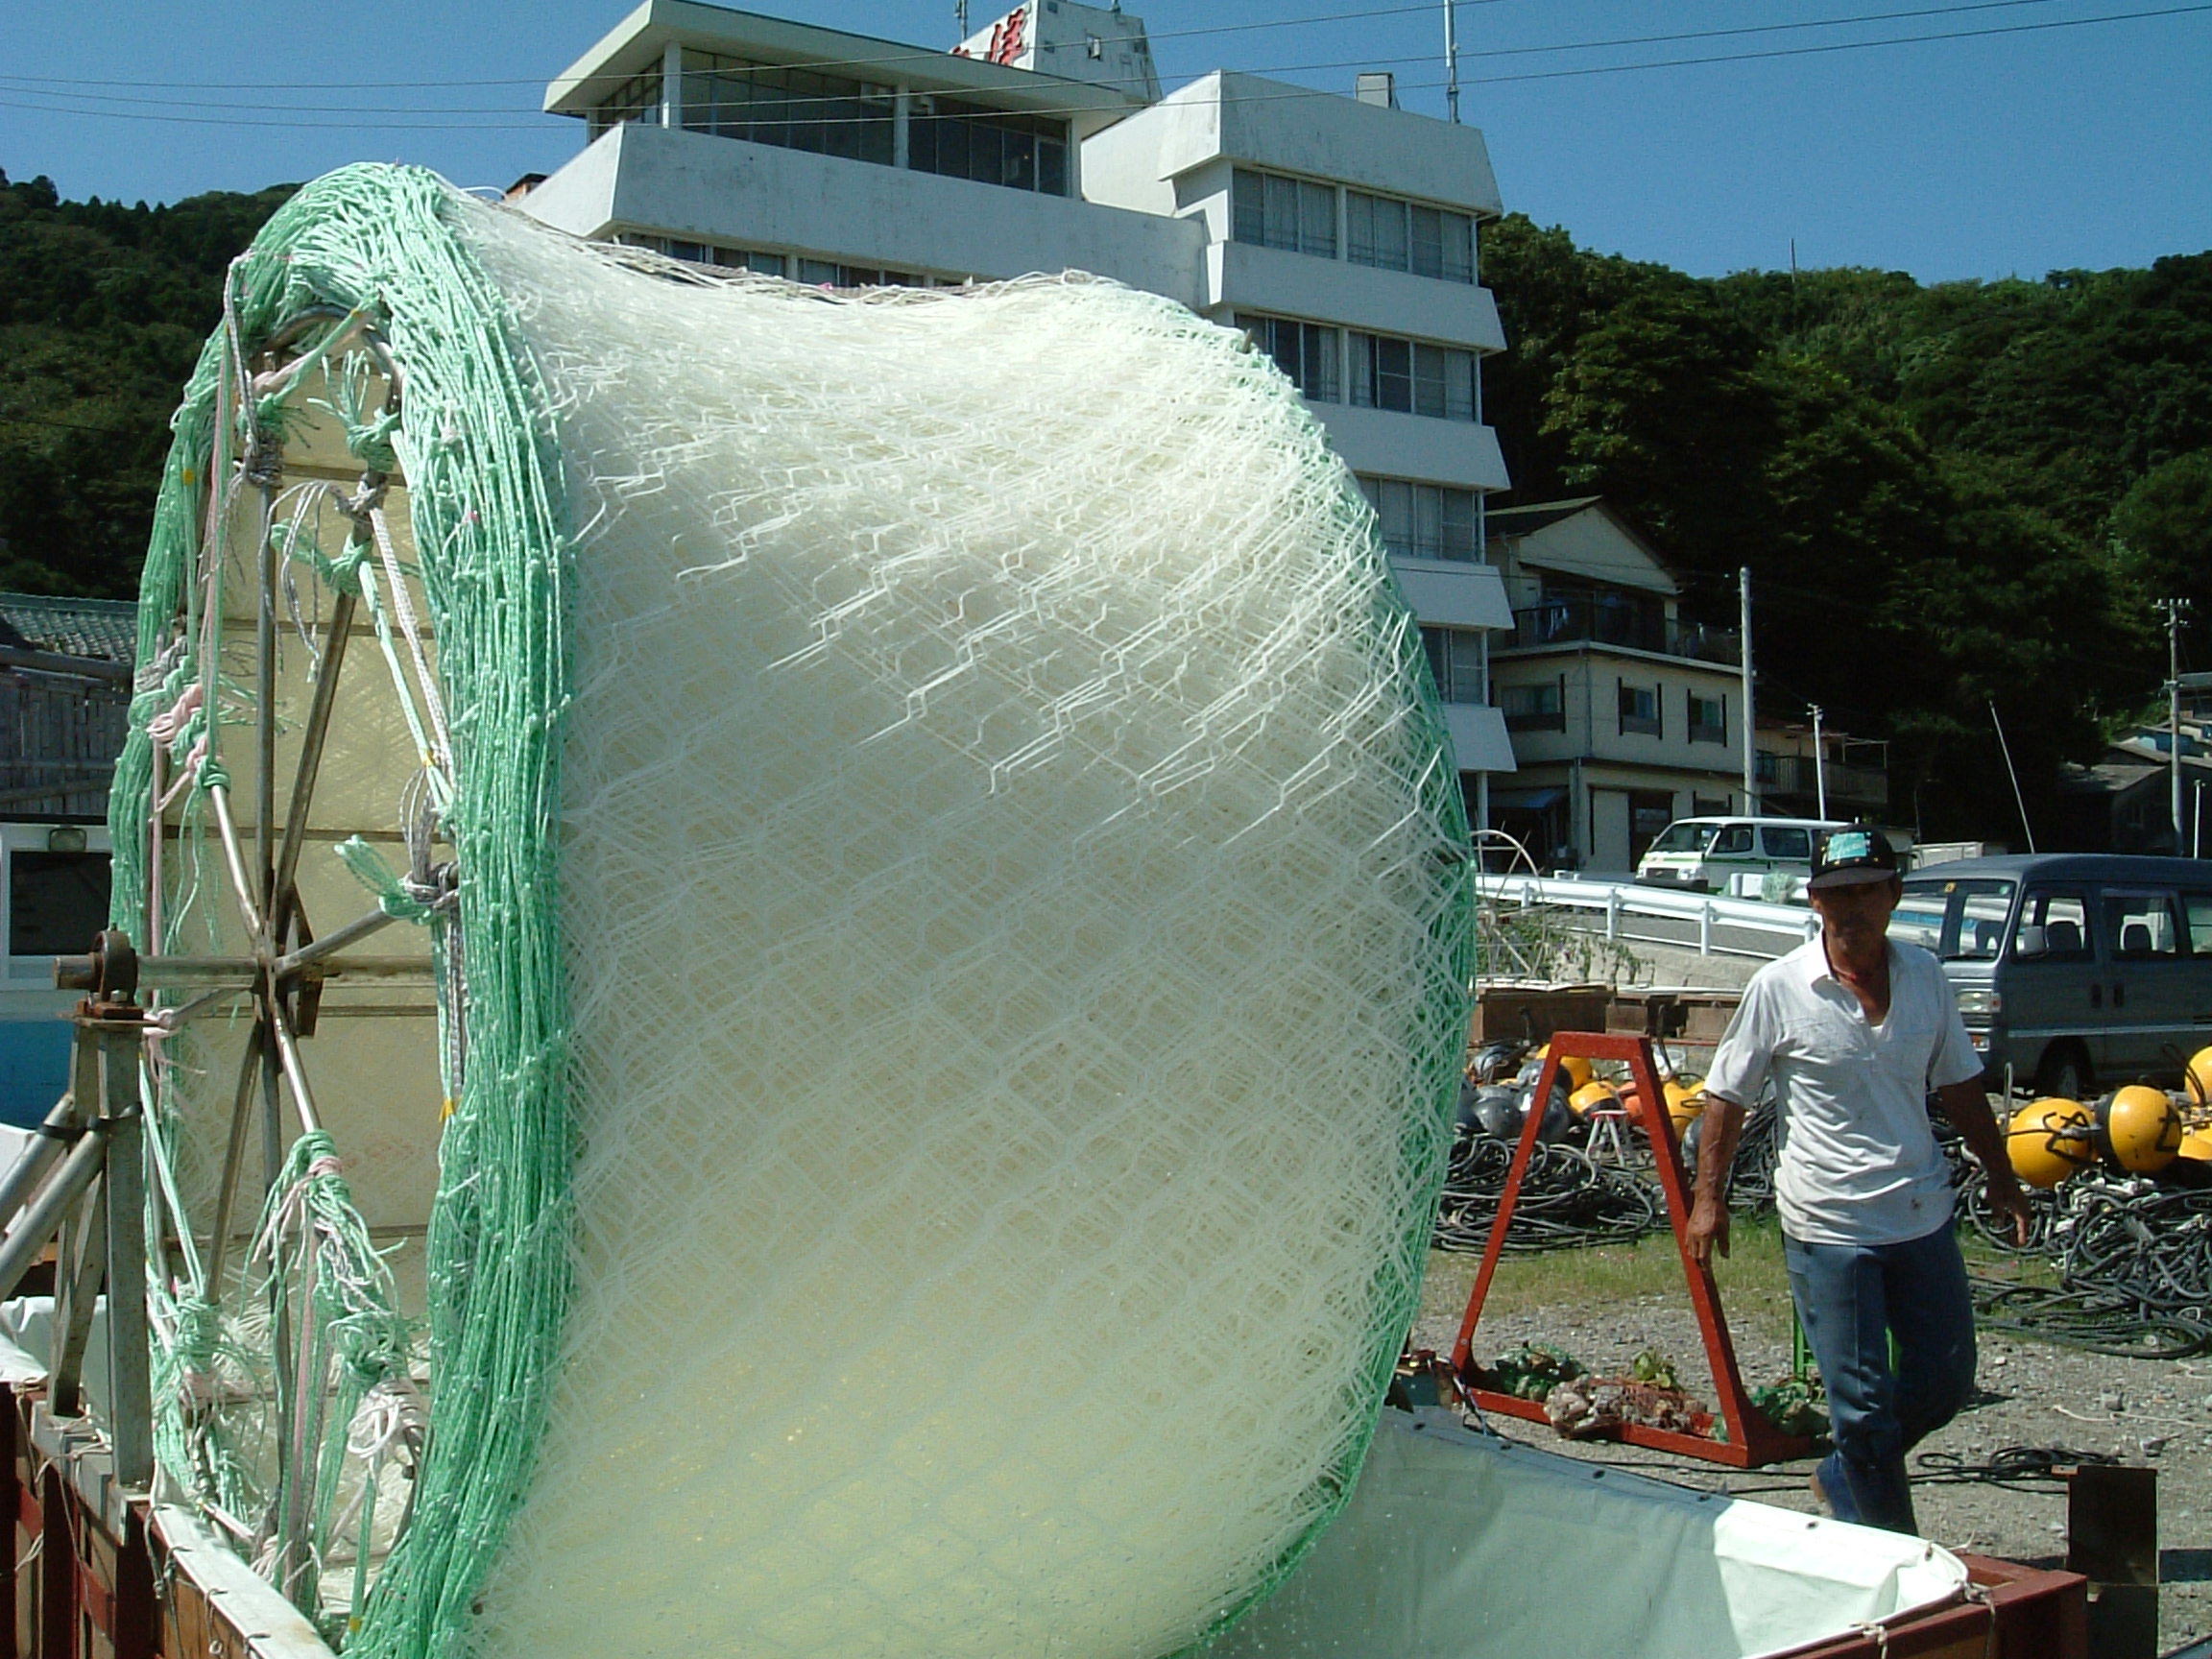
[2159,597,2193,854]
[1443,0,1461,123]
[1739,567,1759,815]
[1810,704,1828,819]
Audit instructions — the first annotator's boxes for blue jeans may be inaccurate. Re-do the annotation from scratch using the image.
[1784,1223,1978,1535]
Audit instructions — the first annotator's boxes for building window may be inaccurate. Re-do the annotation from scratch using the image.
[681,52,895,165]
[1232,169,1337,258]
[1618,680,1661,737]
[1345,191,1475,282]
[1421,626,1486,705]
[1693,794,1731,816]
[1499,679,1564,731]
[589,67,666,140]
[1347,333,1475,421]
[1238,315,1339,402]
[1688,690,1727,745]
[909,95,1070,194]
[1357,477,1479,562]
[798,258,922,287]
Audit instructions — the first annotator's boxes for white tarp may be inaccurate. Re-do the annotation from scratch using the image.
[1215,1409,1967,1659]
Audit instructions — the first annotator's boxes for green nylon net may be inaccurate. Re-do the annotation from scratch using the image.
[109,163,1476,1658]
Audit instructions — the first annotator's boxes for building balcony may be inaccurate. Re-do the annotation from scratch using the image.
[1754,751,1888,810]
[1496,600,1741,666]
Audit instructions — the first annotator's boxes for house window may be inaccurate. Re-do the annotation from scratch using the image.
[1232,169,1337,258]
[1357,477,1479,562]
[1499,679,1564,731]
[1618,680,1661,737]
[1420,626,1486,705]
[1693,794,1731,816]
[1238,315,1339,402]
[1348,333,1475,421]
[1688,690,1727,745]
[908,94,1070,194]
[681,52,896,166]
[1345,191,1475,282]
[589,67,666,139]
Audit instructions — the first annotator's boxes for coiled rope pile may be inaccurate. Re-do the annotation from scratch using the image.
[1961,1170,2212,1358]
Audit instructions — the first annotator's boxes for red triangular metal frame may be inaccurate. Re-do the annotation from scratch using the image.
[1446,1030,1812,1469]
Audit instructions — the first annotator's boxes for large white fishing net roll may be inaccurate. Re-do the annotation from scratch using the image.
[460,209,1469,1659]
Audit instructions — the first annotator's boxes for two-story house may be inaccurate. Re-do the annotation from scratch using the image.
[516,0,1519,821]
[1482,499,1748,872]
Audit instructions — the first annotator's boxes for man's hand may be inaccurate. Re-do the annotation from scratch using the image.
[1688,1192,1730,1266]
[1934,1078,2036,1247]
[1686,1094,1745,1268]
[1984,1170,2035,1247]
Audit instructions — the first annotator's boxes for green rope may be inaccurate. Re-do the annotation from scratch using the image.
[110,164,575,1658]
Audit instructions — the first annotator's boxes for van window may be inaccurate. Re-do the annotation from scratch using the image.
[1894,878,2015,961]
[1761,827,1811,860]
[2014,891,2091,959]
[1710,826,1753,855]
[2185,894,2212,953]
[2104,890,2179,957]
[1646,822,1714,854]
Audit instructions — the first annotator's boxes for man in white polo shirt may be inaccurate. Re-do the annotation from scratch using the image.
[1689,823,2032,1535]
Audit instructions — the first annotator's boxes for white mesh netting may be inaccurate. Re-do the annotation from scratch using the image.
[449,210,1473,1658]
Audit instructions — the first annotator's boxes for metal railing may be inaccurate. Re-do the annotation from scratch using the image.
[1502,601,1743,667]
[1476,873,1821,960]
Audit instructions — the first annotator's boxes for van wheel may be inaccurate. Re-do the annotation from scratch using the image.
[2035,1045,2092,1103]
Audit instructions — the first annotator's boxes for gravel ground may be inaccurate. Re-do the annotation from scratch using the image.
[1410,1285,2212,1654]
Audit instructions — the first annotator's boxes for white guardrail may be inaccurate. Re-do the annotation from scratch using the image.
[1474,873,1823,961]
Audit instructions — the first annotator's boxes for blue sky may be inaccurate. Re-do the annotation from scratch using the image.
[2,0,2206,282]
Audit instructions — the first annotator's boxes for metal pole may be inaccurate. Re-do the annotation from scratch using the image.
[1444,0,1461,122]
[1739,567,1758,815]
[1811,704,1827,819]
[99,1025,153,1488]
[2162,597,2189,854]
[1990,700,2037,854]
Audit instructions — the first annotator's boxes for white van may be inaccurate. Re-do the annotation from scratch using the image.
[1635,816,1847,897]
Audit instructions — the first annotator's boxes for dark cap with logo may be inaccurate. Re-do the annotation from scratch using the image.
[1808,823,1900,890]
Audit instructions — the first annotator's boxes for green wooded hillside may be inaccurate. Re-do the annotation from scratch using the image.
[3,170,2207,838]
[1483,214,2212,839]
[0,171,297,600]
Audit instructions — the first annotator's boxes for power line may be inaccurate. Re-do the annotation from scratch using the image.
[1461,0,2212,84]
[0,1,1519,94]
[0,0,2196,126]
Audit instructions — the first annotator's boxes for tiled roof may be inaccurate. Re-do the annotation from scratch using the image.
[0,591,137,663]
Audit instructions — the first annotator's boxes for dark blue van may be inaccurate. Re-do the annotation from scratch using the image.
[1891,853,2212,1097]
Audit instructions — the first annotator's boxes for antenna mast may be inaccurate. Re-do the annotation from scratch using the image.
[1444,0,1462,122]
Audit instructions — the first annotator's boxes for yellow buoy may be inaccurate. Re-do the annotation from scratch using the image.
[2006,1097,2096,1190]
[2185,1046,2212,1107]
[1532,1043,1594,1091]
[2101,1084,2183,1174]
[1662,1079,1704,1136]
[1569,1079,1619,1118]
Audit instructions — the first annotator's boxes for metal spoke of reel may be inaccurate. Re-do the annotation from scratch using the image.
[133,304,450,1608]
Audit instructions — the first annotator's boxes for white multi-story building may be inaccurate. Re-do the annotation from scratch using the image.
[519,0,1518,808]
